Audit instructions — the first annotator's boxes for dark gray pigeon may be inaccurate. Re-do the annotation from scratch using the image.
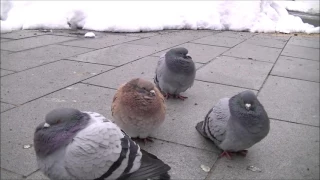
[154,47,196,100]
[34,108,171,180]
[196,90,270,159]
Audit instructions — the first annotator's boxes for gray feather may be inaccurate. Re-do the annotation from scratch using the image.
[155,47,196,95]
[196,91,270,152]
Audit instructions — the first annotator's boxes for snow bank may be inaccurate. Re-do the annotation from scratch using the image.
[277,0,319,14]
[1,0,319,34]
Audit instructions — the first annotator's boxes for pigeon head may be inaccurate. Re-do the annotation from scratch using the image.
[34,108,90,157]
[127,78,157,97]
[165,47,195,74]
[229,90,270,134]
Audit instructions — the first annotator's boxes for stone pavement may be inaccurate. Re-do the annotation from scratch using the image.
[0,29,319,180]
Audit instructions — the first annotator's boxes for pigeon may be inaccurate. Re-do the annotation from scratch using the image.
[112,78,166,143]
[195,90,270,159]
[34,107,171,180]
[154,47,196,100]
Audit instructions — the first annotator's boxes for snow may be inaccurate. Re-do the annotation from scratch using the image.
[84,32,95,38]
[1,0,319,34]
[277,0,319,14]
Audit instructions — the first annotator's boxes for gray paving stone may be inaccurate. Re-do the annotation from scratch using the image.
[1,60,112,105]
[253,33,291,41]
[288,36,320,48]
[196,56,273,90]
[282,44,320,61]
[1,103,15,112]
[214,31,255,39]
[1,45,93,71]
[121,31,162,38]
[152,81,256,151]
[1,38,13,42]
[195,63,204,70]
[0,35,76,52]
[61,34,140,49]
[68,44,159,66]
[138,139,217,179]
[0,83,116,176]
[223,43,282,63]
[0,168,23,179]
[26,171,49,180]
[244,35,288,48]
[258,76,319,126]
[1,69,15,76]
[207,120,319,180]
[271,56,319,82]
[83,56,159,89]
[128,30,215,50]
[191,35,244,47]
[151,43,229,63]
[0,30,47,39]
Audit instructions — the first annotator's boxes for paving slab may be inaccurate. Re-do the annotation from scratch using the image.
[0,35,76,52]
[0,83,116,176]
[258,76,319,126]
[207,120,319,180]
[0,60,112,105]
[1,69,15,77]
[1,45,93,71]
[0,30,47,39]
[253,34,291,41]
[128,30,215,50]
[288,36,320,48]
[191,35,244,47]
[0,168,23,179]
[152,81,256,151]
[138,139,217,180]
[26,170,49,180]
[244,35,288,48]
[1,103,16,112]
[282,44,320,61]
[214,31,256,40]
[223,43,282,63]
[68,43,159,66]
[271,56,319,82]
[60,34,140,49]
[196,56,273,90]
[151,42,229,63]
[83,56,159,89]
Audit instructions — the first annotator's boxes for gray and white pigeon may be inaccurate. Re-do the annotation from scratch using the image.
[196,90,270,159]
[112,78,166,144]
[154,47,196,100]
[34,108,171,180]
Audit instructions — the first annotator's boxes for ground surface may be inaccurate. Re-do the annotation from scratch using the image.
[1,29,319,180]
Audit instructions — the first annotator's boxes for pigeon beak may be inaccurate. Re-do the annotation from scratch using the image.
[186,53,191,58]
[43,123,50,128]
[150,90,156,96]
[245,103,251,110]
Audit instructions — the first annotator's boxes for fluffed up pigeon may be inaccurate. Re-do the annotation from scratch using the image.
[112,78,166,143]
[154,47,196,100]
[196,90,270,159]
[34,108,171,180]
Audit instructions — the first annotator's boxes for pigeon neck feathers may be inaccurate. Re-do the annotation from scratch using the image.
[34,112,90,157]
[228,94,269,134]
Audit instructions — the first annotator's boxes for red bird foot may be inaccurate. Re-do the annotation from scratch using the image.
[132,137,154,145]
[173,94,188,100]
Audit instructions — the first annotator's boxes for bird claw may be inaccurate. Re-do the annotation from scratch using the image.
[219,150,248,159]
[163,93,187,101]
[174,94,188,100]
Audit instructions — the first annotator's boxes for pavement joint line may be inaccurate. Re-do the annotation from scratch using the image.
[0,106,16,113]
[56,44,98,50]
[148,136,219,153]
[204,156,221,180]
[62,58,118,67]
[0,167,24,177]
[0,49,15,53]
[0,68,18,72]
[23,169,41,179]
[286,43,320,50]
[187,41,242,49]
[257,35,292,97]
[194,79,259,91]
[0,101,18,106]
[0,33,49,41]
[270,74,320,84]
[79,82,118,90]
[221,54,276,64]
[280,54,320,62]
[270,118,319,128]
